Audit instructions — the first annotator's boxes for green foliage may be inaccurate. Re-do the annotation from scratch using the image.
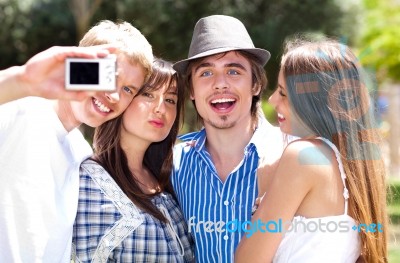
[23,0,76,55]
[388,179,400,224]
[389,247,400,263]
[91,1,117,28]
[115,0,225,61]
[262,100,277,125]
[122,0,356,92]
[389,179,400,205]
[0,0,361,75]
[112,0,358,131]
[0,0,28,68]
[389,205,400,225]
[230,0,359,92]
[360,0,400,82]
[0,0,363,132]
[0,0,76,69]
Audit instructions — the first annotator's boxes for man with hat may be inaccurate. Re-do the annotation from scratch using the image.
[171,15,284,262]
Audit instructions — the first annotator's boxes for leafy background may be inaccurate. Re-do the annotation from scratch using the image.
[1,0,399,260]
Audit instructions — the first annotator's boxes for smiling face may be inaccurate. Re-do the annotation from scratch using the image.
[70,54,146,128]
[190,51,260,130]
[120,81,178,146]
[269,70,312,137]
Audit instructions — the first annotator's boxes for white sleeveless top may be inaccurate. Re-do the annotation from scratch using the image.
[272,138,361,263]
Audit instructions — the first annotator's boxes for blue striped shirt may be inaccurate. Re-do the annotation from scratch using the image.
[172,118,283,263]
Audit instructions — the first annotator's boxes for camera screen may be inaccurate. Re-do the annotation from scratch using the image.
[70,62,99,84]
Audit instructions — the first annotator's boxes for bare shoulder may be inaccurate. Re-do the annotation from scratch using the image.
[283,138,334,165]
[277,138,336,182]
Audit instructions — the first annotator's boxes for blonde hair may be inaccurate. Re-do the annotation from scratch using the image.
[79,20,153,81]
[281,37,388,263]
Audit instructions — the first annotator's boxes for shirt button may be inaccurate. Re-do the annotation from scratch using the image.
[224,200,229,206]
[223,235,229,240]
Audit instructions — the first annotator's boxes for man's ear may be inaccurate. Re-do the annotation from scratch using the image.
[253,83,262,96]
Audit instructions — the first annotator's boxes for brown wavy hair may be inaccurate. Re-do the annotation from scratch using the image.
[91,58,184,222]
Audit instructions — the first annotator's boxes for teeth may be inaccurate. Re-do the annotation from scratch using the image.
[211,98,235,104]
[278,113,285,119]
[94,99,110,113]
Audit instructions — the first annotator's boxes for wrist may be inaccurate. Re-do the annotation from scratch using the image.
[0,65,30,104]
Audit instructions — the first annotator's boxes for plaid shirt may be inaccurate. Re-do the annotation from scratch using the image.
[72,160,195,262]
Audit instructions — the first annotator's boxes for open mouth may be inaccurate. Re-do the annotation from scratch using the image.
[277,113,286,122]
[210,98,236,110]
[93,98,111,113]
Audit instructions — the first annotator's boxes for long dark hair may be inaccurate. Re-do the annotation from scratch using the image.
[281,37,388,263]
[92,58,184,222]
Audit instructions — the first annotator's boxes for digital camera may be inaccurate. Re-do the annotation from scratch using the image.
[65,55,117,91]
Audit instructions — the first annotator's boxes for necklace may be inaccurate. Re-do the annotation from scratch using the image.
[132,171,162,194]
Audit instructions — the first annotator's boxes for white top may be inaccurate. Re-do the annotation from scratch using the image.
[272,138,361,263]
[0,97,93,262]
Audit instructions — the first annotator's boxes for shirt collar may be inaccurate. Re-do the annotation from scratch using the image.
[250,115,285,162]
[178,128,207,152]
[178,115,281,157]
[249,116,272,150]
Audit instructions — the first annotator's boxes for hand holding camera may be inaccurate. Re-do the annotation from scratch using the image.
[65,54,117,91]
[0,45,117,105]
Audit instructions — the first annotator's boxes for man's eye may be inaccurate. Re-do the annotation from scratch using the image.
[227,69,239,75]
[200,71,212,77]
[123,86,133,94]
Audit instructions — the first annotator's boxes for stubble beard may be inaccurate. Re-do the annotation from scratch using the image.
[206,115,236,129]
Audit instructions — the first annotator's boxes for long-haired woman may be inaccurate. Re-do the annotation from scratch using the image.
[72,58,194,262]
[236,38,388,263]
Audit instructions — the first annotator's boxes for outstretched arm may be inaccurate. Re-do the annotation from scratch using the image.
[0,45,115,104]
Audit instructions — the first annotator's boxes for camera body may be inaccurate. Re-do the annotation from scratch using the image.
[65,55,117,91]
